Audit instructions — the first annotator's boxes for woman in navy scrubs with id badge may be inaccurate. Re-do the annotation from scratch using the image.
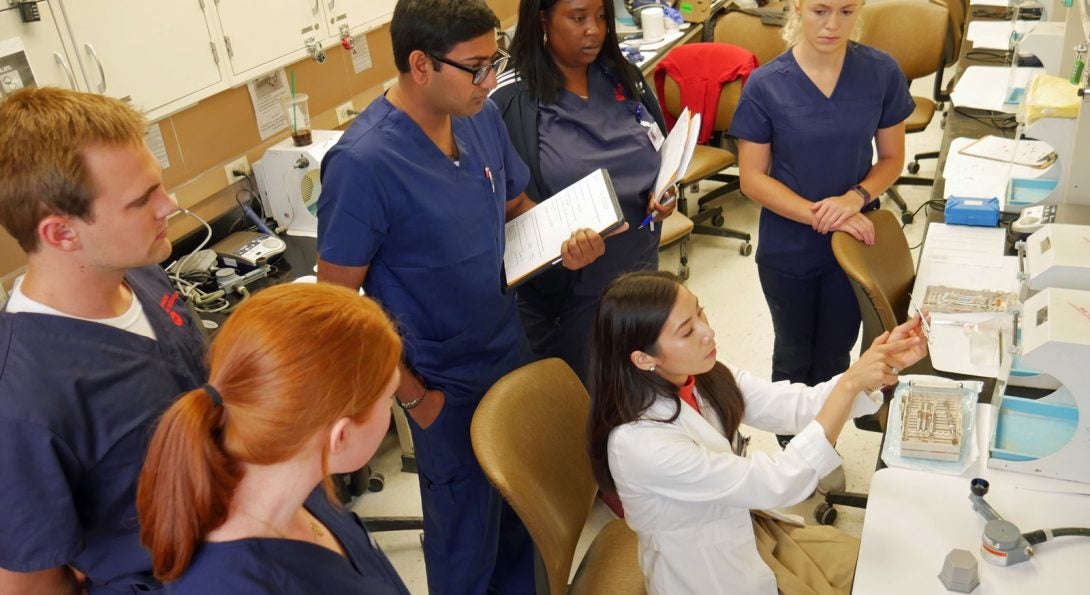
[137,284,408,594]
[492,0,674,384]
[729,0,914,448]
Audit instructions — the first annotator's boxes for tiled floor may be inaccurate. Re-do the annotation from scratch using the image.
[353,71,952,593]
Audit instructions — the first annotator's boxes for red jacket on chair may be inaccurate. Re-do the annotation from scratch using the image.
[653,43,759,142]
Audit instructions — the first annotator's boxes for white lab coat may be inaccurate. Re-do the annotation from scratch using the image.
[607,366,882,595]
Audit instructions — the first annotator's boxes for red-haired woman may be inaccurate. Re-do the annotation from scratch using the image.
[137,283,408,594]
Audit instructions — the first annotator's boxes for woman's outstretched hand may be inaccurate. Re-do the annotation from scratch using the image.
[886,311,930,370]
[843,317,928,394]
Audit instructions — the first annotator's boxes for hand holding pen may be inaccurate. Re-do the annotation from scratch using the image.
[639,184,679,230]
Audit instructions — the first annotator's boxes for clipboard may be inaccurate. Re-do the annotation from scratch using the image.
[502,169,624,289]
[957,135,1057,169]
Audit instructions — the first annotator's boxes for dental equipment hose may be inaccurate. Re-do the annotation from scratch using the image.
[1022,527,1090,545]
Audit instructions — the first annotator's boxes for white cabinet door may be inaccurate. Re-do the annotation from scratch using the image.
[216,0,323,81]
[58,0,223,118]
[322,0,396,38]
[0,2,80,92]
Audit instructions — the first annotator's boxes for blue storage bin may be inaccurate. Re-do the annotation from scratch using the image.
[1006,177,1058,207]
[990,395,1078,461]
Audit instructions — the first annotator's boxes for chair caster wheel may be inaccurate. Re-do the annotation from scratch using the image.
[333,473,353,504]
[367,471,385,493]
[907,161,921,174]
[814,502,837,526]
[740,242,753,257]
[901,211,914,225]
[348,468,369,497]
[679,264,690,280]
[711,213,725,227]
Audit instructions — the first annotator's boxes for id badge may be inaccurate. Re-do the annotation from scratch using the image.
[647,122,665,151]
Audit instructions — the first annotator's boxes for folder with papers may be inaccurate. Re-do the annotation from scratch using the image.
[652,107,701,204]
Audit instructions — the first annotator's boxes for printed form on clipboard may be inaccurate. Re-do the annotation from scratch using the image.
[653,108,701,203]
[503,169,624,289]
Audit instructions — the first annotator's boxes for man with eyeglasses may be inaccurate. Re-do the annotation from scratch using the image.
[316,1,612,593]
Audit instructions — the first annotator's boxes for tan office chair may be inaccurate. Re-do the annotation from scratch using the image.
[471,358,645,595]
[859,0,950,224]
[658,210,695,279]
[817,208,970,523]
[907,0,968,176]
[832,210,916,351]
[811,209,919,524]
[658,45,755,257]
[712,6,789,67]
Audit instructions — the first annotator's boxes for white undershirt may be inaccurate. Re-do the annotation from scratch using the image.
[6,278,157,341]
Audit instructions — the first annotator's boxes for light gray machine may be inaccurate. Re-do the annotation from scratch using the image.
[253,130,342,237]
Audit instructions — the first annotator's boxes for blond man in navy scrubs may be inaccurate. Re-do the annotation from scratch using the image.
[0,88,206,594]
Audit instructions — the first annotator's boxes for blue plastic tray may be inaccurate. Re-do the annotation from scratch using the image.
[990,395,1078,461]
[1006,177,1058,207]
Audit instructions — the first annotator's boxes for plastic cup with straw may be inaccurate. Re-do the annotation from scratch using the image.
[281,70,312,146]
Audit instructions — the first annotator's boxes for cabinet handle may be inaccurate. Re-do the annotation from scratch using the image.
[53,53,77,90]
[83,43,106,93]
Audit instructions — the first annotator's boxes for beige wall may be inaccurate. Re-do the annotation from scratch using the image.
[0,0,519,288]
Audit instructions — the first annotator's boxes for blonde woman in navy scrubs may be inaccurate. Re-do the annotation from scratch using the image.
[729,0,914,447]
[492,0,673,384]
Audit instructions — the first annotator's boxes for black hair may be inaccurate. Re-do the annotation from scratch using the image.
[587,270,745,494]
[390,0,500,73]
[509,0,643,104]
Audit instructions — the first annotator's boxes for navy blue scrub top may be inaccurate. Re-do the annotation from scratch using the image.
[167,488,409,594]
[0,266,207,592]
[729,43,914,276]
[318,96,532,400]
[538,62,662,297]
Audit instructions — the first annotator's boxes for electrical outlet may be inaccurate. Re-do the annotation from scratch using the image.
[224,156,250,185]
[335,101,355,125]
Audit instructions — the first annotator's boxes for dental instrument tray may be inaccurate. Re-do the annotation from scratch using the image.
[882,380,980,474]
[923,285,1016,314]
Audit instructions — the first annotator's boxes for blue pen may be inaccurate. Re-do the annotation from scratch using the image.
[638,191,678,230]
[634,103,644,124]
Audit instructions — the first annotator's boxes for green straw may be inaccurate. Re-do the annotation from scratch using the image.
[290,70,297,134]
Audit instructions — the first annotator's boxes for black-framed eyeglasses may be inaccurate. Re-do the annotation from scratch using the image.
[427,49,510,85]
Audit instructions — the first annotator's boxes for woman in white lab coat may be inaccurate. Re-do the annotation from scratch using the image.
[587,271,928,595]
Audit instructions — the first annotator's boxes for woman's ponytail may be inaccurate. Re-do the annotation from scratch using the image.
[137,386,240,582]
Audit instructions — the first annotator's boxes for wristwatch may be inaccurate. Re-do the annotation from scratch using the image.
[851,184,872,207]
[397,385,428,410]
